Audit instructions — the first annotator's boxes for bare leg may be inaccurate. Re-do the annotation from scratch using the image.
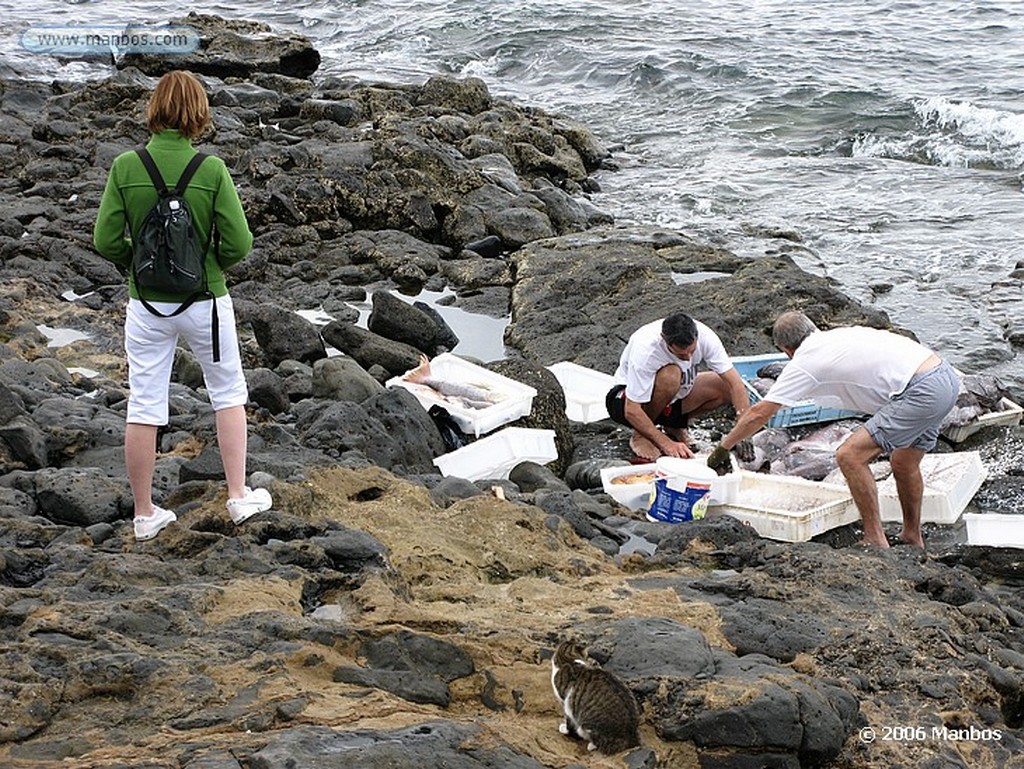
[126,423,158,518]
[677,371,731,419]
[641,364,682,421]
[890,447,926,548]
[630,365,682,459]
[835,429,887,547]
[216,405,249,500]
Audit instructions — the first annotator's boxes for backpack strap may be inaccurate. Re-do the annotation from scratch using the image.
[135,148,167,195]
[173,152,209,195]
[135,148,209,195]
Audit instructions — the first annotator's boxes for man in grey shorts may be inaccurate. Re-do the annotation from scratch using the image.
[709,311,959,549]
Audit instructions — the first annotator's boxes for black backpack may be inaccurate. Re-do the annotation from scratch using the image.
[132,148,222,361]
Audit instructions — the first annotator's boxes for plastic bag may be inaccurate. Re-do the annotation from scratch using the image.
[428,405,469,452]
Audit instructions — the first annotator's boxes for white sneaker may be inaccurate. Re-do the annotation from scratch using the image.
[226,486,272,524]
[134,506,177,541]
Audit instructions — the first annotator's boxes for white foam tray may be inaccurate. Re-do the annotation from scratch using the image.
[388,353,536,437]
[432,427,557,481]
[877,452,986,524]
[942,397,1023,443]
[600,463,658,511]
[546,361,616,423]
[963,513,1024,549]
[708,471,858,542]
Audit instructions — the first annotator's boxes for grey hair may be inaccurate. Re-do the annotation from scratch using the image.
[772,311,819,351]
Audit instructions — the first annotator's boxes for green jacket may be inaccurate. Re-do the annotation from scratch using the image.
[93,130,253,301]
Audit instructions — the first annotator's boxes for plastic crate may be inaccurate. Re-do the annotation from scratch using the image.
[730,353,866,429]
[387,353,536,437]
[432,427,557,481]
[708,471,858,542]
[963,513,1024,549]
[600,463,657,511]
[546,361,616,423]
[877,451,986,524]
[942,397,1023,443]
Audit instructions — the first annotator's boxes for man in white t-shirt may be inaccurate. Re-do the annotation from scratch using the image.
[710,311,959,549]
[605,313,751,460]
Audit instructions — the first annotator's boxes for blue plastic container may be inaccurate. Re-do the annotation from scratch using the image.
[730,353,865,429]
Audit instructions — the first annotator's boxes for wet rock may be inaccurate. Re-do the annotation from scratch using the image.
[320,322,422,378]
[311,357,384,403]
[507,227,893,371]
[118,13,321,79]
[488,357,573,476]
[417,75,493,115]
[241,301,327,368]
[293,388,443,473]
[366,289,459,356]
[10,466,130,526]
[245,368,290,415]
[247,723,546,769]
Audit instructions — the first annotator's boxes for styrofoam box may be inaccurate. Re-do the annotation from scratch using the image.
[432,427,557,481]
[600,463,657,511]
[708,471,858,542]
[942,397,1023,443]
[546,361,616,423]
[387,353,537,437]
[877,451,986,524]
[963,514,1024,549]
[731,353,866,429]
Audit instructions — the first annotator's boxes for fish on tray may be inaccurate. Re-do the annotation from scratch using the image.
[405,354,505,409]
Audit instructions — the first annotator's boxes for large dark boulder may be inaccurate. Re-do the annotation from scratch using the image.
[506,226,893,372]
[118,13,321,79]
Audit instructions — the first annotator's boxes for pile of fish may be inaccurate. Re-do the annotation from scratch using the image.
[940,373,1014,431]
[735,420,863,481]
[745,360,788,397]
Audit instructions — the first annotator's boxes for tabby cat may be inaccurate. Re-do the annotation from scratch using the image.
[550,639,641,754]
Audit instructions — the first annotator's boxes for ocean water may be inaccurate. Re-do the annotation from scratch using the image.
[4,1,1024,388]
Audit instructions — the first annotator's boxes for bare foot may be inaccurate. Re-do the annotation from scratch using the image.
[896,532,925,549]
[629,432,662,462]
[854,538,891,549]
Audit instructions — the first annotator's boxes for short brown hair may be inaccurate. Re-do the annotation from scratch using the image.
[146,70,211,140]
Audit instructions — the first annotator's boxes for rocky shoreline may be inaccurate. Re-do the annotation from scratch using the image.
[2,13,1024,769]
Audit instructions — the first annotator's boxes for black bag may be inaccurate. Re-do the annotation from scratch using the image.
[428,405,469,452]
[131,148,222,361]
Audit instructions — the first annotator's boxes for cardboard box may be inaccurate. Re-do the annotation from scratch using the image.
[388,353,536,437]
[432,427,557,481]
[963,513,1024,549]
[877,452,986,524]
[942,397,1023,443]
[708,471,858,542]
[731,353,866,429]
[546,361,616,423]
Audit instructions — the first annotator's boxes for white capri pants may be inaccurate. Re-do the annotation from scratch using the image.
[124,295,248,425]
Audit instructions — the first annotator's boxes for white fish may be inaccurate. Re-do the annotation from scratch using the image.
[405,355,503,409]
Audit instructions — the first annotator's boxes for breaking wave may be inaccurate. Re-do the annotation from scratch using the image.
[852,96,1024,170]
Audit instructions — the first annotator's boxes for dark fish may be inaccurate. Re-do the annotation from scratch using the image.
[756,361,788,379]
